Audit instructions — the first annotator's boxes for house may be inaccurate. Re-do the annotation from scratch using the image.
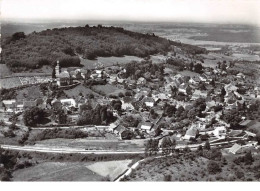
[137,77,146,85]
[2,100,16,112]
[178,83,192,95]
[189,76,200,85]
[183,126,199,140]
[142,97,154,107]
[67,114,78,124]
[138,122,153,132]
[191,90,207,100]
[206,100,217,110]
[116,77,125,84]
[56,70,71,86]
[239,120,254,128]
[229,143,242,154]
[0,102,5,112]
[236,72,245,79]
[171,74,184,86]
[60,99,76,108]
[213,126,227,138]
[113,125,133,139]
[228,130,243,137]
[121,101,134,111]
[108,75,117,85]
[225,84,238,94]
[16,101,24,112]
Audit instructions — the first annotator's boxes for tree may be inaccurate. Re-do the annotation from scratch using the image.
[194,63,203,73]
[207,160,222,174]
[145,139,159,156]
[163,174,172,181]
[204,140,211,150]
[23,107,46,127]
[52,67,56,79]
[189,62,194,71]
[11,32,26,41]
[161,137,174,155]
[57,110,67,124]
[118,92,125,98]
[244,151,254,165]
[256,133,260,144]
[221,87,226,97]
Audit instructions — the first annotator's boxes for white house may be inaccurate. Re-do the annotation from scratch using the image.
[213,126,227,138]
[60,99,76,108]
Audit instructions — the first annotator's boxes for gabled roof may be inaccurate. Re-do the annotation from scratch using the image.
[239,120,253,126]
[2,100,16,105]
[142,97,154,103]
[229,143,242,154]
[57,71,70,78]
[138,122,153,130]
[185,126,198,137]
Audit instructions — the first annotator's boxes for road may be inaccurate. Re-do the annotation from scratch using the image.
[1,138,236,155]
[0,144,145,155]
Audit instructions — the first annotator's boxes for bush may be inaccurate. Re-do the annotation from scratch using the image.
[207,160,222,174]
[163,174,172,181]
[3,129,15,138]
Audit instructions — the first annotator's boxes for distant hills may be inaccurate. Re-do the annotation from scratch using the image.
[1,25,206,72]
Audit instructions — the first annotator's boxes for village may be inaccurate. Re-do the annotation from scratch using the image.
[1,51,260,158]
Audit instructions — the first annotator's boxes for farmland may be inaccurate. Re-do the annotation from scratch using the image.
[0,77,22,89]
[80,55,143,69]
[12,162,104,181]
[32,138,145,152]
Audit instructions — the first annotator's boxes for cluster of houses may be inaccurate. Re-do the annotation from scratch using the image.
[1,59,259,155]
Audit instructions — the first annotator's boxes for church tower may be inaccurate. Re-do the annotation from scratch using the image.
[55,60,60,76]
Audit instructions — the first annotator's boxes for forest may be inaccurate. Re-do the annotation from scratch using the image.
[1,25,207,72]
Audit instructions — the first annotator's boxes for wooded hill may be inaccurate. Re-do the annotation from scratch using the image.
[1,25,207,72]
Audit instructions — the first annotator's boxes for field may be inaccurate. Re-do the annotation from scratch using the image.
[87,160,132,180]
[0,64,12,78]
[80,55,143,70]
[91,84,126,96]
[0,77,22,89]
[63,84,101,98]
[33,138,144,152]
[15,85,43,100]
[12,162,104,181]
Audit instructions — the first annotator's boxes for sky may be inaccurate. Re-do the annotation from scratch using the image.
[1,0,260,26]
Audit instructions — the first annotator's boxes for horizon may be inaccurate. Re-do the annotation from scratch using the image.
[1,0,260,27]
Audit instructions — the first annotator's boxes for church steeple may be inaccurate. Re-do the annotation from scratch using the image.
[55,60,60,76]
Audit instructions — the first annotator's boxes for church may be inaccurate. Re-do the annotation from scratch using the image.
[55,61,72,86]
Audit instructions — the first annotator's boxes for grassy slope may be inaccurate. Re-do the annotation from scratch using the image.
[125,152,260,181]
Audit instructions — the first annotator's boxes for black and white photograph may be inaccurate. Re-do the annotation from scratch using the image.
[0,0,260,182]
